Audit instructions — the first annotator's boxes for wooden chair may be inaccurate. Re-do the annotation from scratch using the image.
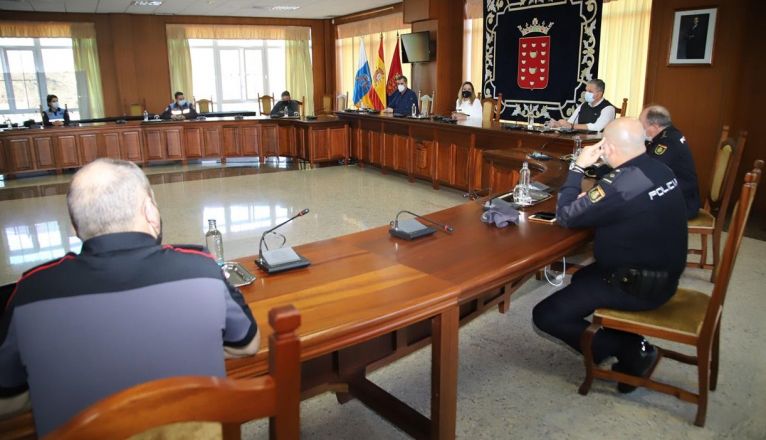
[419,91,434,117]
[335,92,349,111]
[258,93,275,116]
[293,96,306,118]
[578,161,763,427]
[615,97,628,117]
[481,93,502,125]
[128,103,144,117]
[47,305,302,440]
[197,99,213,114]
[688,128,747,282]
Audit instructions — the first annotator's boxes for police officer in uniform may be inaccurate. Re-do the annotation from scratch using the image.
[640,105,701,219]
[160,91,198,120]
[550,79,616,132]
[533,118,688,393]
[42,94,70,127]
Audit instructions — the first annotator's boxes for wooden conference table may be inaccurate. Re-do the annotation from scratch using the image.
[0,136,593,440]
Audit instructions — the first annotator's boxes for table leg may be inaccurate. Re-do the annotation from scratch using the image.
[431,305,459,440]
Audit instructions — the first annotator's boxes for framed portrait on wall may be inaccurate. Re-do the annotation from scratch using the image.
[669,8,717,65]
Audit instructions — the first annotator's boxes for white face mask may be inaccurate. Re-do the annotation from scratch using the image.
[50,101,59,110]
[584,92,595,103]
[397,84,406,93]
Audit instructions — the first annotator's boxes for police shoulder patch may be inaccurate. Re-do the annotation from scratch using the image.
[654,144,667,155]
[587,185,606,203]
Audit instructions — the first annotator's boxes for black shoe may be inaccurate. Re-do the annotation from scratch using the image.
[612,341,658,394]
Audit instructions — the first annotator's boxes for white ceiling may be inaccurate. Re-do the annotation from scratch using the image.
[0,0,398,19]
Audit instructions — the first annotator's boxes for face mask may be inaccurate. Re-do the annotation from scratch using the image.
[177,99,187,106]
[397,84,406,93]
[462,90,472,98]
[50,101,59,110]
[584,92,595,103]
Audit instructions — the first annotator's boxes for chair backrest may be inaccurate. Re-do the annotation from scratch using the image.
[707,130,746,232]
[615,98,628,117]
[701,160,762,339]
[258,93,275,115]
[419,92,434,116]
[294,96,306,118]
[197,99,213,114]
[128,103,144,117]
[336,92,349,111]
[46,305,302,440]
[481,93,502,124]
[320,95,332,114]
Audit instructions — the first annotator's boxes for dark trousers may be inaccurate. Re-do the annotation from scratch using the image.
[533,263,674,363]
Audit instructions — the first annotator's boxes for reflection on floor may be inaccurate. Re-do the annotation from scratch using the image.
[0,162,465,285]
[0,159,305,201]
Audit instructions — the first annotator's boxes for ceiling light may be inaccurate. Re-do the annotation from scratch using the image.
[131,1,163,6]
[271,5,300,11]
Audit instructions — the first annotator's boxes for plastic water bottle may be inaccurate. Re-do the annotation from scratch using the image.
[411,103,417,117]
[527,114,534,130]
[143,110,149,121]
[513,161,532,205]
[570,135,583,170]
[205,219,225,265]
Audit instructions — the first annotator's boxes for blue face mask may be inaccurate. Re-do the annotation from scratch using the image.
[177,99,187,106]
[584,92,595,103]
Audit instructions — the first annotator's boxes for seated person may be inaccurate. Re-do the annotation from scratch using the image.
[383,75,419,115]
[533,119,687,394]
[550,79,616,132]
[270,91,300,116]
[640,105,701,219]
[451,81,482,121]
[42,94,70,127]
[0,158,259,436]
[160,91,198,120]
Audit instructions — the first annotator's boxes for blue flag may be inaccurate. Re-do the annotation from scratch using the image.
[353,39,373,107]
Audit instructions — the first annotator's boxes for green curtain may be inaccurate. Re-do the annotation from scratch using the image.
[286,39,314,115]
[165,25,194,100]
[70,23,104,119]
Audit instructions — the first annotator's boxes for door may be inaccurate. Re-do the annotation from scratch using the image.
[184,127,204,158]
[78,134,99,164]
[222,126,239,157]
[144,129,165,160]
[56,135,79,167]
[6,138,34,171]
[241,126,259,156]
[165,128,183,159]
[121,130,143,162]
[203,126,221,157]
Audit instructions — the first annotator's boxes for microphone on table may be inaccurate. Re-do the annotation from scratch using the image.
[388,210,454,240]
[255,208,311,274]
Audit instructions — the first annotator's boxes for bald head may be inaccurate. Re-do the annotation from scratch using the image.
[67,158,161,241]
[600,118,647,167]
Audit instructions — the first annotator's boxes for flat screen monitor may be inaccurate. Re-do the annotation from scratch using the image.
[401,31,431,63]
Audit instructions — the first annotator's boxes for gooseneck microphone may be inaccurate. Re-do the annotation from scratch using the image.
[258,208,309,263]
[256,208,311,273]
[389,210,454,240]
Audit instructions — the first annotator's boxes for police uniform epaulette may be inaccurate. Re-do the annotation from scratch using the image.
[20,252,77,277]
[597,168,623,185]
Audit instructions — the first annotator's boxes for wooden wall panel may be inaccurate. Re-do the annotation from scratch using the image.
[644,0,764,218]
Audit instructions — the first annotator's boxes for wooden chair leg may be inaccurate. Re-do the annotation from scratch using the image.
[578,321,601,395]
[710,322,721,391]
[710,229,722,283]
[498,290,511,314]
[699,233,708,269]
[695,344,712,427]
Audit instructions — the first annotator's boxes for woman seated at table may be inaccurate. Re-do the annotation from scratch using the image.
[451,82,482,121]
[42,94,70,127]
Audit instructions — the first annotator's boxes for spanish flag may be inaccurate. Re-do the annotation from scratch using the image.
[368,34,386,111]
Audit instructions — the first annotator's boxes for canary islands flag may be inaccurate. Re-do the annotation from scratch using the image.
[353,39,373,108]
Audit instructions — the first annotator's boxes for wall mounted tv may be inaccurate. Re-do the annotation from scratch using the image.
[400,31,432,63]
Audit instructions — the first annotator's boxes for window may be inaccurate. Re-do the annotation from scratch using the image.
[189,39,287,112]
[0,37,81,123]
